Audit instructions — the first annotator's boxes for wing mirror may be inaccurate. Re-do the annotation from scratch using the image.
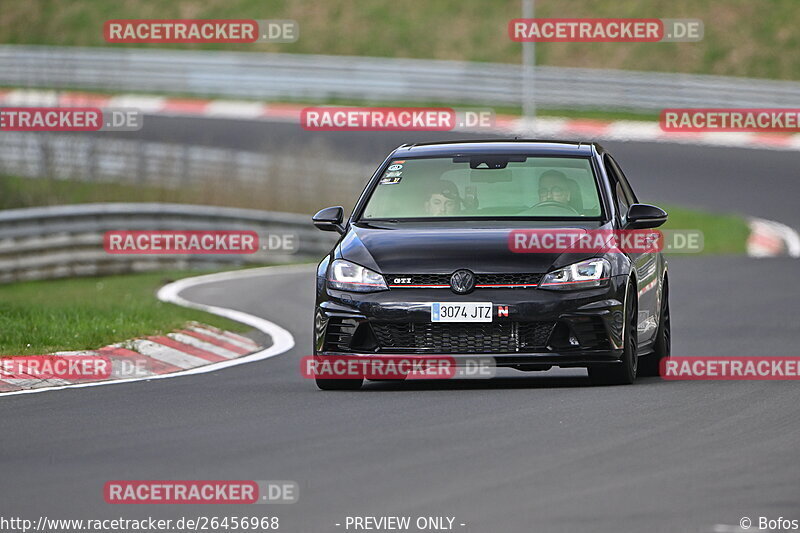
[625,204,668,229]
[312,206,345,234]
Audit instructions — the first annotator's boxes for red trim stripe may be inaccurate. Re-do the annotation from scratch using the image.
[389,283,537,288]
[389,284,450,288]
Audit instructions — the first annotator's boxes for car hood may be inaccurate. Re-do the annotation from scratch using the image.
[339,222,611,275]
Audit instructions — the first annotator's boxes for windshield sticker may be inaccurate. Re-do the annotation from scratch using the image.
[388,164,403,171]
[379,175,403,185]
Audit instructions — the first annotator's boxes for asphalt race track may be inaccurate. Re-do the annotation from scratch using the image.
[2,119,799,533]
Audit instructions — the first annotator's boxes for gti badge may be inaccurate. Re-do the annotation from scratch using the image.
[450,269,475,294]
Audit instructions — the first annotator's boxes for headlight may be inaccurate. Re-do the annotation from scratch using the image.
[539,258,611,290]
[327,259,388,292]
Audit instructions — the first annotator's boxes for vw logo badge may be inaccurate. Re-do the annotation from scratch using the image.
[450,269,475,294]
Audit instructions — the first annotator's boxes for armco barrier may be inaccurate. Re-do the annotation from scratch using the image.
[2,45,800,111]
[0,131,373,213]
[0,203,337,283]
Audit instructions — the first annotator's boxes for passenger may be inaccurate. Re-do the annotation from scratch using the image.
[423,180,461,216]
[536,170,573,207]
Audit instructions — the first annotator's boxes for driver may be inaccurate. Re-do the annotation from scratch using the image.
[537,170,572,206]
[423,180,461,216]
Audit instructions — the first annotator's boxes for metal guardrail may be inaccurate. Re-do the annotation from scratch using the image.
[0,203,337,283]
[0,131,373,213]
[2,45,800,111]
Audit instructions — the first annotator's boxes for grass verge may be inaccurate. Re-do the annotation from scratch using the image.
[2,0,799,80]
[0,270,252,356]
[660,203,750,255]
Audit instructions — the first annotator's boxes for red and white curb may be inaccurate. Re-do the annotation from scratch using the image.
[747,217,800,258]
[0,323,261,394]
[0,265,304,397]
[2,89,800,152]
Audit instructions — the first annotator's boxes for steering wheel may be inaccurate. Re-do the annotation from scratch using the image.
[523,201,581,215]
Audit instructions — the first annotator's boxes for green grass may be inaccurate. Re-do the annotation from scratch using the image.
[0,271,250,356]
[0,174,213,209]
[660,203,750,254]
[1,0,799,80]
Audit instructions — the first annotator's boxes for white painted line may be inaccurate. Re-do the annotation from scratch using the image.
[0,265,308,397]
[132,339,211,369]
[700,131,756,147]
[205,100,266,118]
[2,89,60,106]
[106,95,166,113]
[605,120,662,141]
[167,332,241,359]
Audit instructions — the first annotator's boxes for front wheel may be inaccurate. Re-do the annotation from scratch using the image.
[589,283,638,386]
[639,279,670,377]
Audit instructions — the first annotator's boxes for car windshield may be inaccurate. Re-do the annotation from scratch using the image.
[360,155,603,220]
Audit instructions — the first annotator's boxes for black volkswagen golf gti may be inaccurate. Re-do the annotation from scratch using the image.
[312,140,671,389]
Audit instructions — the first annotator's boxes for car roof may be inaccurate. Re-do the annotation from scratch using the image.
[391,139,602,158]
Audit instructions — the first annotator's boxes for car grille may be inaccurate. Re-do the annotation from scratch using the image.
[370,321,556,353]
[385,273,542,288]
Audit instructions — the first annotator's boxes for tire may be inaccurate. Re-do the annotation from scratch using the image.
[589,282,638,386]
[315,378,364,390]
[639,278,671,377]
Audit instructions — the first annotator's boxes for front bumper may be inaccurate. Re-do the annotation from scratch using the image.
[315,276,628,368]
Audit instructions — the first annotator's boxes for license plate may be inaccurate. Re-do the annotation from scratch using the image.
[431,302,492,322]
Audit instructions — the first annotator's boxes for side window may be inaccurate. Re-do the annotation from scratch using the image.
[616,181,630,217]
[603,155,629,222]
[608,156,638,205]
